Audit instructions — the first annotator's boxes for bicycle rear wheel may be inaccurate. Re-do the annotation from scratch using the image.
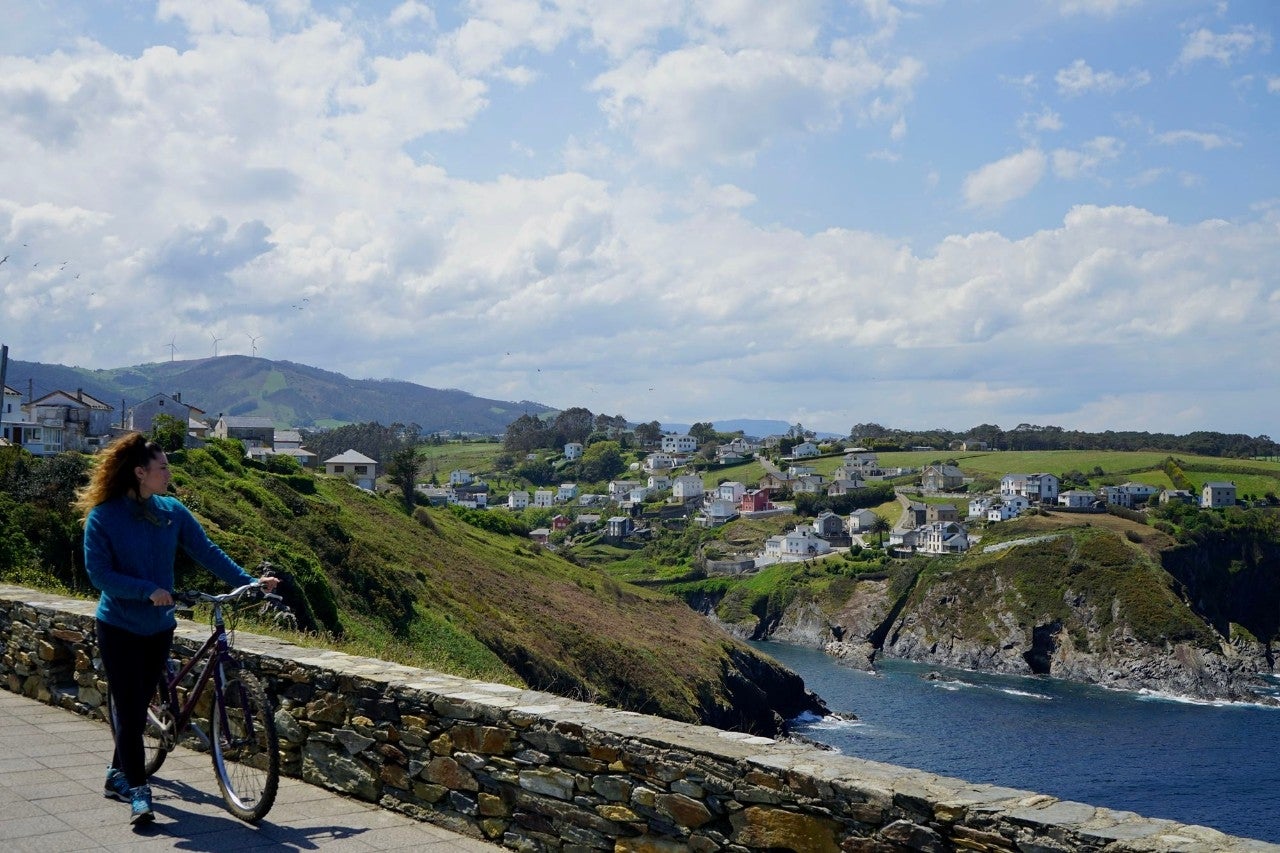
[211,669,279,822]
[106,680,172,777]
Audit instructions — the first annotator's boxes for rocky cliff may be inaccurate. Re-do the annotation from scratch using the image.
[740,522,1278,704]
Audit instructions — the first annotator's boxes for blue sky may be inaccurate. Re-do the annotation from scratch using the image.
[0,0,1277,436]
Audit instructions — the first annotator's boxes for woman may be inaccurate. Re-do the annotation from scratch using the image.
[77,433,277,825]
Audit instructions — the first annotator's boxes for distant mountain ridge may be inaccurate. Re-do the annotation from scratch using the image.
[4,356,554,434]
[662,419,844,440]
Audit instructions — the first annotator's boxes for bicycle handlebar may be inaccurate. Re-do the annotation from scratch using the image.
[175,581,280,608]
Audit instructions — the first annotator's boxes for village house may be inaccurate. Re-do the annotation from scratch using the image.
[1201,481,1237,509]
[607,516,634,539]
[557,483,579,502]
[1001,472,1061,504]
[764,526,832,559]
[323,449,378,490]
[902,500,928,528]
[507,490,529,510]
[27,389,115,451]
[917,521,971,555]
[1159,489,1198,506]
[925,503,959,524]
[740,489,772,513]
[1059,489,1098,509]
[551,514,572,531]
[759,472,791,491]
[529,528,551,545]
[715,448,746,465]
[671,474,705,502]
[921,464,965,492]
[716,481,746,503]
[643,452,676,471]
[699,499,739,527]
[449,470,474,486]
[533,489,555,508]
[968,497,996,518]
[564,442,583,461]
[792,474,827,494]
[647,474,671,492]
[608,479,642,499]
[812,511,845,539]
[790,441,820,458]
[661,433,699,454]
[787,465,816,478]
[847,508,879,533]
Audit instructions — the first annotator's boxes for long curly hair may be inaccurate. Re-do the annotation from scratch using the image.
[74,432,163,516]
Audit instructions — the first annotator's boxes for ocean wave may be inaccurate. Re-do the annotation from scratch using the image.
[1133,689,1278,710]
[1000,688,1054,700]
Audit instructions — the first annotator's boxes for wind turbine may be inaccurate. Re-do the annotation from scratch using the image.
[247,333,262,357]
[210,332,224,358]
[166,336,178,362]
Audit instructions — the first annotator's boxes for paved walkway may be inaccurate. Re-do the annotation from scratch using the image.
[0,688,503,852]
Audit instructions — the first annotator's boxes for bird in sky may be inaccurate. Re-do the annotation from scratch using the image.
[0,255,8,266]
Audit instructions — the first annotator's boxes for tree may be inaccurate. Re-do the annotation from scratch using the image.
[150,413,188,452]
[552,407,595,445]
[869,515,891,547]
[689,422,718,445]
[386,446,421,513]
[632,420,661,447]
[580,440,625,483]
[503,414,551,453]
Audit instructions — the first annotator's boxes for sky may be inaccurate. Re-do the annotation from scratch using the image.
[0,0,1277,437]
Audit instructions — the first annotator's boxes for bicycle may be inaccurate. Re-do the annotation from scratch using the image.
[105,575,285,822]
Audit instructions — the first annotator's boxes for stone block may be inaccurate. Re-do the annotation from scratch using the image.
[730,805,842,853]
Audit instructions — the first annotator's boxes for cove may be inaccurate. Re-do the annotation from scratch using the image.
[751,640,1280,845]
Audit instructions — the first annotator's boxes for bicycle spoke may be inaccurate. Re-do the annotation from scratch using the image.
[211,670,279,822]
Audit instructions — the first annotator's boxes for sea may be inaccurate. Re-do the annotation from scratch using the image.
[750,640,1280,845]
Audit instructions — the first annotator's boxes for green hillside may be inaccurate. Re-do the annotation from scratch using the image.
[4,356,553,434]
[0,441,820,735]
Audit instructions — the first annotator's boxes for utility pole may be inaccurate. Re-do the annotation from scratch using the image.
[0,345,9,430]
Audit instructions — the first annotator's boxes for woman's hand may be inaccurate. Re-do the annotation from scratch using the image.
[149,587,174,607]
[259,575,280,593]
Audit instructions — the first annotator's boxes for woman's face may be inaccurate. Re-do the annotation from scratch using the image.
[136,451,171,499]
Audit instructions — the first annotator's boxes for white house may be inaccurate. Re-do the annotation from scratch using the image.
[764,527,832,558]
[791,442,820,458]
[672,475,705,501]
[449,470,474,486]
[508,490,530,510]
[792,475,827,494]
[323,449,378,490]
[702,499,739,525]
[643,452,676,471]
[626,486,651,503]
[787,465,816,477]
[609,480,642,499]
[847,508,879,533]
[843,451,879,469]
[534,489,555,508]
[1001,473,1061,504]
[647,474,672,491]
[564,442,583,461]
[1058,490,1097,509]
[968,497,996,518]
[1201,481,1237,509]
[987,504,1019,522]
[557,483,579,502]
[716,481,746,503]
[917,521,970,555]
[661,433,699,453]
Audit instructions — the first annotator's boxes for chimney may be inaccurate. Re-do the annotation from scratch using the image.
[174,391,181,403]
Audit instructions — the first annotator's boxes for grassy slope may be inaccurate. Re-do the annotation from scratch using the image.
[166,444,812,730]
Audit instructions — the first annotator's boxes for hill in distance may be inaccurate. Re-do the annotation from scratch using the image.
[4,355,555,434]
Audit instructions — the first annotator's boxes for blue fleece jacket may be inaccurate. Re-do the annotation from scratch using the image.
[84,494,255,636]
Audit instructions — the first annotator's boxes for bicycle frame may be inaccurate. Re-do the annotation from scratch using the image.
[153,604,240,752]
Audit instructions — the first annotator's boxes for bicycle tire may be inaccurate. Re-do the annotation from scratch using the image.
[211,669,279,822]
[106,681,172,777]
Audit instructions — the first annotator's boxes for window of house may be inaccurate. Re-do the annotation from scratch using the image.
[333,465,345,473]
[355,465,367,474]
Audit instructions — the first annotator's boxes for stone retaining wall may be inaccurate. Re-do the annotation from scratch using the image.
[2,584,1275,853]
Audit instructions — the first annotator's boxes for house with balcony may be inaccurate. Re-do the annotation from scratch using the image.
[214,415,276,450]
[27,389,114,451]
[917,521,970,555]
[1000,472,1061,504]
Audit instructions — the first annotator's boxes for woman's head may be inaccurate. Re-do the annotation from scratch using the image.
[75,432,167,514]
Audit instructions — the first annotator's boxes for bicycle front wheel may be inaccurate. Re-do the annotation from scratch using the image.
[211,669,280,822]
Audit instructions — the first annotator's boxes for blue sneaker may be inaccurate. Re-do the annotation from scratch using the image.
[103,768,131,801]
[129,785,154,826]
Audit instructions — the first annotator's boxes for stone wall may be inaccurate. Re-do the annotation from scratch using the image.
[2,584,1274,853]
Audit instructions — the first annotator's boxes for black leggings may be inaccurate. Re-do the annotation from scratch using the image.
[97,620,173,788]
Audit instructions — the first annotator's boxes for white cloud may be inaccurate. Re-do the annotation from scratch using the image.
[1267,75,1280,93]
[1179,25,1272,67]
[1154,129,1239,150]
[1057,0,1142,16]
[591,44,900,166]
[388,1,436,29]
[1020,107,1063,134]
[1055,59,1151,96]
[962,148,1046,210]
[1051,136,1122,179]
